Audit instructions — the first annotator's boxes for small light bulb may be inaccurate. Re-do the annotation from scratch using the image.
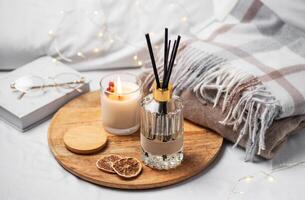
[109,39,114,43]
[97,31,104,38]
[93,48,100,53]
[60,10,65,15]
[93,10,99,15]
[52,58,58,63]
[133,55,138,60]
[181,16,188,22]
[77,52,84,57]
[137,60,142,66]
[267,176,275,182]
[244,176,253,182]
[48,30,55,37]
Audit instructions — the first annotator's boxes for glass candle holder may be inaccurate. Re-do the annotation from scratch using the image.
[140,83,184,170]
[100,73,142,135]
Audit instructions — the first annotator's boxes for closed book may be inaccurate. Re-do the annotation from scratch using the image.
[0,57,90,131]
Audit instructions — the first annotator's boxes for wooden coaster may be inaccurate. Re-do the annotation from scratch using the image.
[63,126,107,154]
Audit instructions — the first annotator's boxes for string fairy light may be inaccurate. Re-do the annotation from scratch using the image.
[77,52,85,58]
[227,160,305,200]
[169,1,193,26]
[133,55,138,61]
[242,175,254,182]
[181,16,188,22]
[47,0,192,66]
[137,60,143,66]
[52,58,58,63]
[267,175,275,182]
[93,48,101,53]
[97,31,104,38]
[54,39,72,62]
[48,30,55,37]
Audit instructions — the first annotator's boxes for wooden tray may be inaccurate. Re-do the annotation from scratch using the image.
[48,91,223,189]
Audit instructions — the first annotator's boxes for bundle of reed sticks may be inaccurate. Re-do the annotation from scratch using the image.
[145,28,181,91]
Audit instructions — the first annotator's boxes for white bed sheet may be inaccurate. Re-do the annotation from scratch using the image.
[0,0,214,71]
[1,69,305,200]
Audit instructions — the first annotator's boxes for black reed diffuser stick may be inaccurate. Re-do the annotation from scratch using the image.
[163,39,171,89]
[145,29,181,114]
[145,34,161,89]
[163,28,168,89]
[164,35,181,88]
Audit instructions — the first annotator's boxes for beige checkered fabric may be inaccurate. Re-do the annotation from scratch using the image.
[144,0,305,161]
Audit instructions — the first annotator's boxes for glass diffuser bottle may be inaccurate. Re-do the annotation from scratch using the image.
[140,83,184,170]
[142,28,183,170]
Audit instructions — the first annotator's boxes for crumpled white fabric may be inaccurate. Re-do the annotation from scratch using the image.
[0,0,214,70]
[2,0,305,70]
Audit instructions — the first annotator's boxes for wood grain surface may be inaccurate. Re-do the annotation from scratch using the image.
[48,91,223,189]
[63,125,107,154]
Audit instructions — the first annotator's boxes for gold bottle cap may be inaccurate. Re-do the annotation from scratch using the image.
[152,82,173,102]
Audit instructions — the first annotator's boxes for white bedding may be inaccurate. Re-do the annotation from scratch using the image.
[2,0,305,199]
[2,0,305,71]
[0,0,213,70]
[1,69,305,200]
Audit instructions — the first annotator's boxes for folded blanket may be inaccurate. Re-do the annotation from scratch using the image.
[141,0,305,161]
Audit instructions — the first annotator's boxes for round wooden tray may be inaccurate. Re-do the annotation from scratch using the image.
[48,91,223,189]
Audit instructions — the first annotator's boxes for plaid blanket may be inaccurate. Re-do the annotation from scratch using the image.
[146,0,305,160]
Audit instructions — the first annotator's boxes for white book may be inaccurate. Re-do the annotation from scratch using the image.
[0,57,90,131]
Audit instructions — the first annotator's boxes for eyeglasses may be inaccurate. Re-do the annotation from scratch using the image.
[10,73,86,99]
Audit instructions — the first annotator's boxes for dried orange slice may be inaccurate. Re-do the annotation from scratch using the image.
[96,154,122,173]
[112,157,142,178]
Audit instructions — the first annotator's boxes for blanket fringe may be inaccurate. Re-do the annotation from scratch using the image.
[171,46,280,161]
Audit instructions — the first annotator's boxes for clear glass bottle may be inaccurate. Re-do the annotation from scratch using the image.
[140,83,183,170]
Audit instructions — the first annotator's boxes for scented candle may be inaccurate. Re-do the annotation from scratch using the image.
[100,73,142,135]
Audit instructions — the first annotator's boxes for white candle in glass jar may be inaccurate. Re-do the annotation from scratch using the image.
[100,75,141,135]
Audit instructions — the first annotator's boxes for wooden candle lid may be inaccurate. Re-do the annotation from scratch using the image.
[63,126,107,154]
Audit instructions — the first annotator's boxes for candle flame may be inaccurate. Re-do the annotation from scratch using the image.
[116,76,122,95]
